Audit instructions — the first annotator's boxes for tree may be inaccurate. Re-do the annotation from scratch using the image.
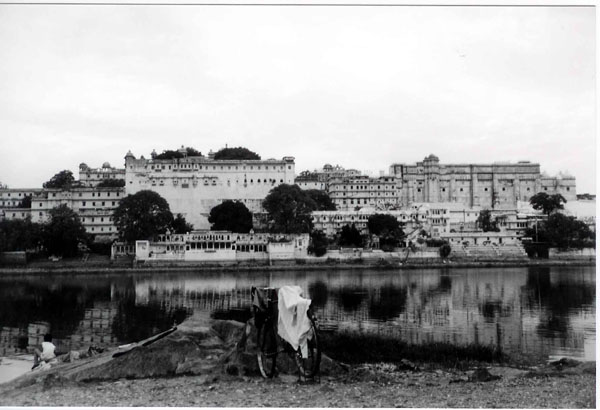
[113,191,174,242]
[262,184,315,233]
[477,209,500,232]
[305,190,336,211]
[367,214,401,236]
[154,147,202,160]
[42,205,88,257]
[97,179,126,188]
[367,214,404,251]
[0,218,43,252]
[339,224,363,247]
[525,213,594,249]
[439,243,452,258]
[213,147,261,160]
[530,192,567,216]
[208,201,253,233]
[17,195,32,208]
[308,230,328,257]
[171,214,194,234]
[43,170,75,189]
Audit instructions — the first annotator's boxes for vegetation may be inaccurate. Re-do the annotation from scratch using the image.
[17,195,32,208]
[154,147,202,160]
[0,218,43,252]
[308,230,328,256]
[367,214,404,250]
[439,243,452,258]
[113,191,174,242]
[524,213,594,249]
[320,331,505,367]
[43,170,75,189]
[477,209,500,232]
[42,205,89,257]
[304,189,336,211]
[339,224,363,247]
[262,184,315,233]
[529,192,567,215]
[97,179,126,188]
[213,147,260,160]
[208,200,253,233]
[171,214,194,234]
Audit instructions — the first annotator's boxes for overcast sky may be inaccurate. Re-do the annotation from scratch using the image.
[0,4,595,193]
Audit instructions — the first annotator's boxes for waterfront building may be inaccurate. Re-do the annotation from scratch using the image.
[311,208,427,237]
[31,186,124,240]
[124,149,296,229]
[128,230,309,262]
[78,162,125,187]
[389,154,576,208]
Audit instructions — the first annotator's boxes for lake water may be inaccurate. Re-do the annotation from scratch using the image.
[0,266,595,363]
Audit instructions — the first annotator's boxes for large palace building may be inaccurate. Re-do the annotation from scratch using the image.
[389,154,576,209]
[124,149,296,229]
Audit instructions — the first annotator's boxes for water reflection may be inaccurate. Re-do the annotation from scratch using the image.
[0,266,595,362]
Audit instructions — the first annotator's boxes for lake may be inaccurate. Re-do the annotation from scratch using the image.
[0,266,595,362]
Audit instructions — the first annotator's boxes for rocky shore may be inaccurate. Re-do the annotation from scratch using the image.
[0,314,595,408]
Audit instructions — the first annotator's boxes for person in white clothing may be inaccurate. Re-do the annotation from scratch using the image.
[33,333,56,369]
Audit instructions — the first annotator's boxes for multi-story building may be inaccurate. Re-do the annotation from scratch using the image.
[311,208,428,237]
[124,149,296,229]
[328,175,400,211]
[389,154,576,208]
[31,186,124,240]
[294,164,361,191]
[0,188,43,221]
[79,162,125,187]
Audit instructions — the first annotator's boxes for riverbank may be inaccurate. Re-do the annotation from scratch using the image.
[1,359,595,407]
[0,255,594,276]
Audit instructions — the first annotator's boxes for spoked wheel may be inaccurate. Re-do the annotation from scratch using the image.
[257,323,278,378]
[294,316,321,379]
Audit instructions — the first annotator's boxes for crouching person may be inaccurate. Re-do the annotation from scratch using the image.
[32,334,56,370]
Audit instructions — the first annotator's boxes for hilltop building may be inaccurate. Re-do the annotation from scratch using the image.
[328,174,400,211]
[79,162,125,187]
[389,154,576,209]
[124,149,296,229]
[295,164,361,191]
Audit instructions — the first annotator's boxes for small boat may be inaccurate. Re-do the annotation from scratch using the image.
[112,326,178,358]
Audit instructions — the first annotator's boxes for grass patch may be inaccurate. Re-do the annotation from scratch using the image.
[320,331,506,368]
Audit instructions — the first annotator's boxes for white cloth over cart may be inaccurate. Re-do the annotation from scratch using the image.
[277,285,313,356]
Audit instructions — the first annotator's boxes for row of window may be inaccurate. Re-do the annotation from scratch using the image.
[144,164,292,171]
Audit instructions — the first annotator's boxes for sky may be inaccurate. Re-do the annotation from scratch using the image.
[0,4,596,193]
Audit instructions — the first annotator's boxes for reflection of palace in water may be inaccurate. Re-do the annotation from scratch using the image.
[132,267,595,360]
[1,267,594,361]
[0,302,119,356]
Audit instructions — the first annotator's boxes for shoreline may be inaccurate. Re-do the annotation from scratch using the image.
[0,258,594,276]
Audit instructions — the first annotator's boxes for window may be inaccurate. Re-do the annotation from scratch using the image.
[484,188,488,191]
[82,201,86,206]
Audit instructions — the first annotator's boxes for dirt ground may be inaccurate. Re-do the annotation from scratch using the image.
[1,362,595,408]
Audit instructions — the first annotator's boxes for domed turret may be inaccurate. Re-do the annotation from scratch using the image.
[151,149,157,159]
[102,161,111,168]
[125,150,135,160]
[79,162,89,170]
